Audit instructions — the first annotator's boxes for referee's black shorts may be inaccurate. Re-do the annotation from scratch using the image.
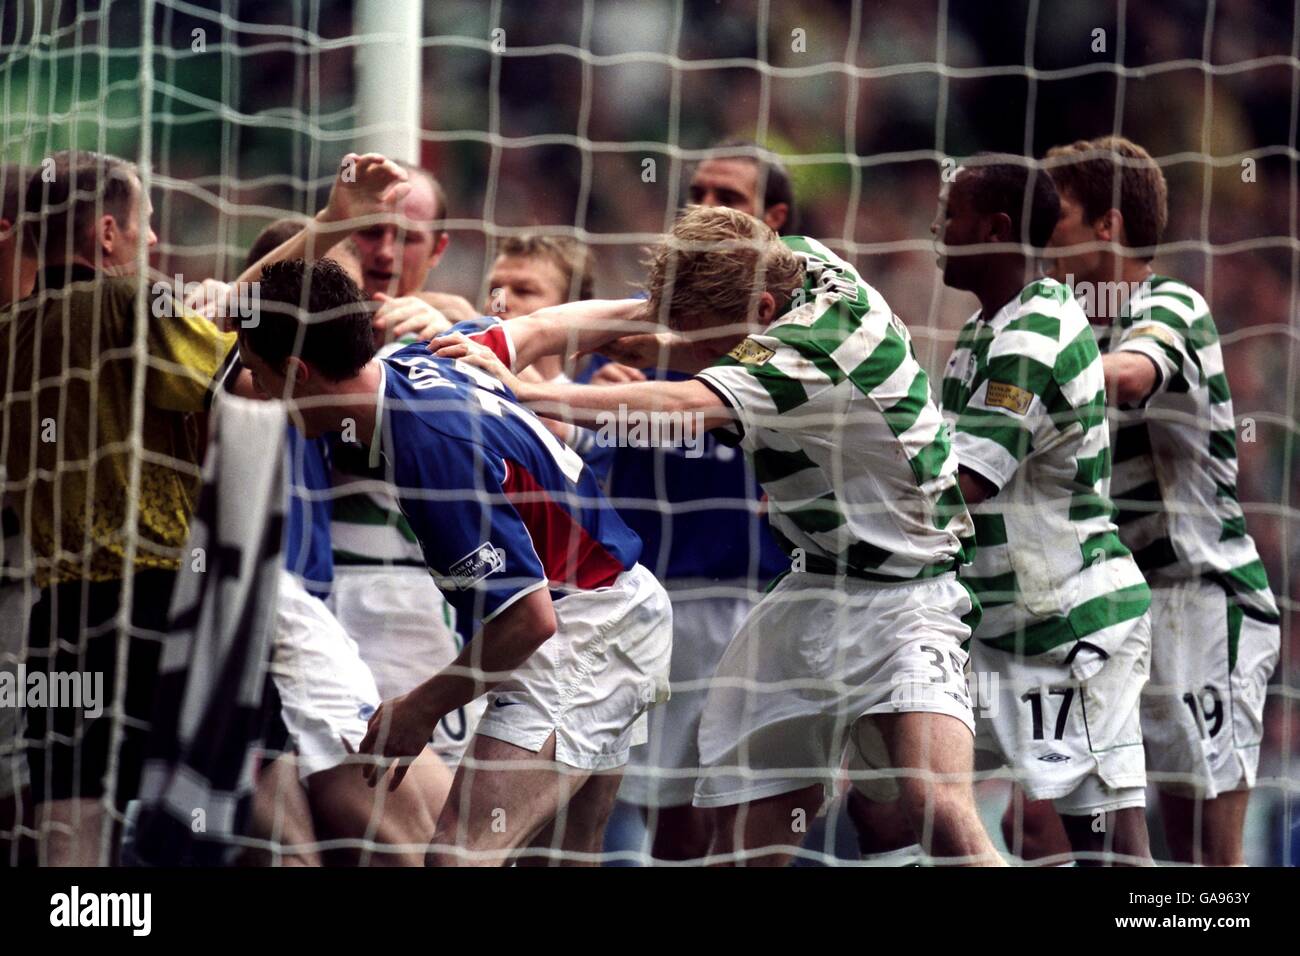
[23,569,176,809]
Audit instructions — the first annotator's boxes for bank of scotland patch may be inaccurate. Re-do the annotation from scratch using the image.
[443,543,507,590]
[728,338,776,366]
[984,380,1033,415]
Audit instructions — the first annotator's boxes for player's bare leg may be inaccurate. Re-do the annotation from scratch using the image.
[1159,789,1250,866]
[518,771,624,866]
[426,731,599,867]
[1000,786,1072,864]
[243,754,321,866]
[845,789,920,859]
[874,712,1004,865]
[708,785,823,867]
[308,748,451,866]
[1059,807,1152,867]
[641,804,712,861]
[1058,808,1151,866]
[35,798,113,866]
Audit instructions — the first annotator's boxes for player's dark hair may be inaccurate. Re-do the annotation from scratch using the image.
[242,258,375,381]
[245,217,308,269]
[24,150,139,262]
[964,155,1061,249]
[702,140,798,235]
[1044,136,1167,260]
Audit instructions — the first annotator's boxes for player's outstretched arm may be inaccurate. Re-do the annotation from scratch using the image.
[236,152,410,285]
[501,298,661,370]
[525,377,734,431]
[432,330,735,430]
[355,589,556,790]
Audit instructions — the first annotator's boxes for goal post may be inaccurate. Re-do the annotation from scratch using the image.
[353,0,423,163]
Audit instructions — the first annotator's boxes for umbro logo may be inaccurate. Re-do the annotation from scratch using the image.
[1037,752,1071,763]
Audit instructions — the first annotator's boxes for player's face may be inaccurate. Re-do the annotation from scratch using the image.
[239,341,322,436]
[351,175,442,298]
[102,179,158,272]
[240,338,292,409]
[1047,190,1103,286]
[932,172,983,291]
[688,159,760,216]
[485,254,568,319]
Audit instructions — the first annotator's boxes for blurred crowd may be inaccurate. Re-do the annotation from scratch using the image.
[2,0,1296,862]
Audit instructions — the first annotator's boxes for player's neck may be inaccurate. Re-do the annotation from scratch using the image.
[974,260,1035,321]
[329,360,383,443]
[1079,253,1155,289]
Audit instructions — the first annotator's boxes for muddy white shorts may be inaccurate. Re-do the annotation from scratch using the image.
[620,584,758,808]
[693,571,977,810]
[329,565,483,767]
[972,612,1151,815]
[473,563,673,772]
[273,570,381,780]
[1140,579,1280,798]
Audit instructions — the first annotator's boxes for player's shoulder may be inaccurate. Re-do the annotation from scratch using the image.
[996,278,1091,358]
[1012,277,1084,327]
[1129,274,1210,328]
[988,278,1086,360]
[381,341,476,403]
[449,314,506,337]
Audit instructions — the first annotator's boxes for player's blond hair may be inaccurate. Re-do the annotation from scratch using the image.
[1044,136,1168,259]
[496,233,595,300]
[644,205,803,330]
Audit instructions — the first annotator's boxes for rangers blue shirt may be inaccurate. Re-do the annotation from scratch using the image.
[284,426,334,598]
[602,366,787,584]
[368,333,642,635]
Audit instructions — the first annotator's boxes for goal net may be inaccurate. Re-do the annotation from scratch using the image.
[0,0,1296,867]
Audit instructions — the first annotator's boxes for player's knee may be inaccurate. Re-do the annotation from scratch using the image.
[896,778,971,829]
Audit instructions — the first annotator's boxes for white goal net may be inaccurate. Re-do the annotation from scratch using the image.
[0,0,1296,868]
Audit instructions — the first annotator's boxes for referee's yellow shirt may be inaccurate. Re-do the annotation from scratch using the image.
[0,264,237,588]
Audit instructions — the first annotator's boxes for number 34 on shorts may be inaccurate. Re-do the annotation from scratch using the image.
[888,641,980,716]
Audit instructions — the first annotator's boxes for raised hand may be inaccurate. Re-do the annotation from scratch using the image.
[322,152,411,229]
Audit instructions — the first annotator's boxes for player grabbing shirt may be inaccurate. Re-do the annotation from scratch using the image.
[237,257,672,866]
[434,207,1005,866]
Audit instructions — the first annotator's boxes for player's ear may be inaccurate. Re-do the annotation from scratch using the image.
[756,290,778,325]
[284,355,311,392]
[1097,208,1124,245]
[428,231,450,267]
[763,203,789,234]
[98,213,118,255]
[986,211,1014,244]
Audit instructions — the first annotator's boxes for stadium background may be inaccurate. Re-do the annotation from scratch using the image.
[1,0,1296,863]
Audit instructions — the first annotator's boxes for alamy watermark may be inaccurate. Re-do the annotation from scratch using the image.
[0,665,103,718]
[593,404,705,459]
[1064,273,1151,320]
